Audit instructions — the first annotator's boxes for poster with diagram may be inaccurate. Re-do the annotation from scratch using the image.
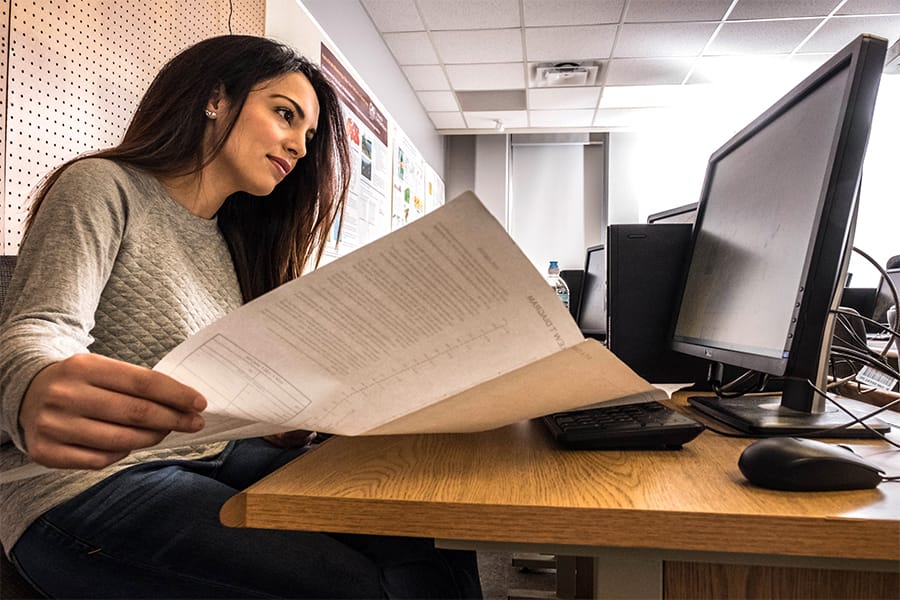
[320,44,391,258]
[391,126,426,230]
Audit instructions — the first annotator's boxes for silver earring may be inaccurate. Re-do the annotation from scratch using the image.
[205,109,217,119]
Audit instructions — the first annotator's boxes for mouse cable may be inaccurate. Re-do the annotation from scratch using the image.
[693,378,900,447]
[829,346,900,384]
[800,378,900,449]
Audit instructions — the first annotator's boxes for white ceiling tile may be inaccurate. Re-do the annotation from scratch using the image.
[431,29,523,63]
[528,87,601,109]
[446,63,526,90]
[593,107,670,128]
[688,54,794,85]
[800,15,900,52]
[838,0,900,15]
[417,90,459,111]
[457,90,526,111]
[614,22,719,57]
[416,0,520,30]
[402,65,451,90]
[728,0,840,20]
[707,19,822,55]
[624,0,731,22]
[522,0,625,26]
[383,32,440,64]
[529,109,596,127]
[464,110,529,129]
[599,84,700,108]
[429,112,467,129]
[605,57,695,84]
[525,25,617,61]
[360,0,424,32]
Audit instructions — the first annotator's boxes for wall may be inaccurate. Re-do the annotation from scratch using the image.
[1,0,443,255]
[473,134,508,228]
[298,0,443,176]
[1,0,265,253]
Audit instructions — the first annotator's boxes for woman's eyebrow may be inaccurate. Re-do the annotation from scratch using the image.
[271,93,304,119]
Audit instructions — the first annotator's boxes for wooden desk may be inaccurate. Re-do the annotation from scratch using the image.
[221,399,900,598]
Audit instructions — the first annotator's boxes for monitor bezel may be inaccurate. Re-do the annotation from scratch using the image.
[670,34,887,389]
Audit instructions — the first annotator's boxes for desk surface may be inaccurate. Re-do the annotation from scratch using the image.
[221,397,900,563]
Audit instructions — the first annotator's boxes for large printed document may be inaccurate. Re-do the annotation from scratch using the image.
[155,192,663,446]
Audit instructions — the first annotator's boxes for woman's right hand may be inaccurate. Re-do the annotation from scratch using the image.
[19,353,207,470]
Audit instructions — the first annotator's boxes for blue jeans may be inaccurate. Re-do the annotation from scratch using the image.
[10,438,482,599]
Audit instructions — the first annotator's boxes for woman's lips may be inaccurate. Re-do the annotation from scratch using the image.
[269,156,291,178]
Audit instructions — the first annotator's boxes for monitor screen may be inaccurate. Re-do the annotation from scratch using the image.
[670,34,888,437]
[576,244,606,338]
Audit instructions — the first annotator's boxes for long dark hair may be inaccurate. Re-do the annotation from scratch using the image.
[27,35,351,301]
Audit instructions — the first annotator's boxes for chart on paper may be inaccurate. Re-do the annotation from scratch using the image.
[166,334,312,424]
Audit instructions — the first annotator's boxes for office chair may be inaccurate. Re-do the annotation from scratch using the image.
[887,255,900,270]
[0,255,16,309]
[0,255,41,598]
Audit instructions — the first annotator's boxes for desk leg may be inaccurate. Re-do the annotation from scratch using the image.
[592,550,662,600]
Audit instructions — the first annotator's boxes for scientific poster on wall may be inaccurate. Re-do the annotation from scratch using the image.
[424,163,445,213]
[320,44,391,257]
[391,126,426,230]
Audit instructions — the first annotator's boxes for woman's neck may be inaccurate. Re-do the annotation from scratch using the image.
[158,171,227,219]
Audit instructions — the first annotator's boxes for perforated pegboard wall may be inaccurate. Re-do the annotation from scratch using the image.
[1,0,10,250]
[2,0,265,253]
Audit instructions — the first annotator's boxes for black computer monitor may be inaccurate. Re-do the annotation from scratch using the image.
[873,267,900,327]
[576,244,606,339]
[670,34,889,437]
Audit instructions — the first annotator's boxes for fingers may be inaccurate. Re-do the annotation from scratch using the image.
[74,354,207,413]
[20,354,209,470]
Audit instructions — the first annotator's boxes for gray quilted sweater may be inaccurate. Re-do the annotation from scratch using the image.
[0,159,244,554]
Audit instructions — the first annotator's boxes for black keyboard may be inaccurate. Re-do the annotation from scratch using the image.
[542,401,705,450]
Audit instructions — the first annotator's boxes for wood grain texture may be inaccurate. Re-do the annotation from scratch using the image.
[220,410,900,561]
[663,562,900,599]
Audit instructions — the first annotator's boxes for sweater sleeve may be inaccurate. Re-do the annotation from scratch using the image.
[0,159,130,450]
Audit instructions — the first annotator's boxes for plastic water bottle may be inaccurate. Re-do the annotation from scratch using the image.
[547,261,570,310]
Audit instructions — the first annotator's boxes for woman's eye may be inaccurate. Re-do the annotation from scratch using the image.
[276,107,294,123]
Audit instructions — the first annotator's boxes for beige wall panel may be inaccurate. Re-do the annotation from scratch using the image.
[2,0,265,253]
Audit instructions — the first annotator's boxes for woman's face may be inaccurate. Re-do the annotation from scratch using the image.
[212,72,320,197]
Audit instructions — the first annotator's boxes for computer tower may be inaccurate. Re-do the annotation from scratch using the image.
[606,223,711,384]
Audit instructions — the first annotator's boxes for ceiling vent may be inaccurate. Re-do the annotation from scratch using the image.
[532,62,600,87]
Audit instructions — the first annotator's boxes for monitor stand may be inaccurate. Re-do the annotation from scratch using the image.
[688,394,891,439]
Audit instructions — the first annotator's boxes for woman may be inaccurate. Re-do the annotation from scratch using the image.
[0,35,481,598]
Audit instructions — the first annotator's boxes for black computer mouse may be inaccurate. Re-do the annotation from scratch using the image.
[738,437,884,491]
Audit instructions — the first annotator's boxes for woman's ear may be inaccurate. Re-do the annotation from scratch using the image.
[205,84,226,120]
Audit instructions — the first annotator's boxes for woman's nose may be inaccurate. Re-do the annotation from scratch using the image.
[286,135,306,159]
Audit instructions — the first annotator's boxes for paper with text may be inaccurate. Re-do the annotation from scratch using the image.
[154,192,658,443]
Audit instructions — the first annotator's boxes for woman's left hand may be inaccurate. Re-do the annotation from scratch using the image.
[263,430,317,448]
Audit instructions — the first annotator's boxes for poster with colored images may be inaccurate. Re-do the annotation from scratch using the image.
[320,44,391,258]
[424,163,445,213]
[391,126,426,230]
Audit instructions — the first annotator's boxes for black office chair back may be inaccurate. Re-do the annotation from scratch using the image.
[0,255,17,313]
